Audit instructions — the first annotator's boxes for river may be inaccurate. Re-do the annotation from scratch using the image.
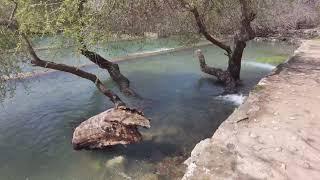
[0,40,294,179]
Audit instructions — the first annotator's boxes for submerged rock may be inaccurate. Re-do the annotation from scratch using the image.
[140,173,159,180]
[72,107,150,150]
[105,156,127,170]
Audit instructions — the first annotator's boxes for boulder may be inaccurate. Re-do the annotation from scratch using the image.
[72,107,150,150]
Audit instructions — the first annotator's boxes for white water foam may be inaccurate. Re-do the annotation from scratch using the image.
[244,61,276,70]
[216,94,247,106]
[130,48,174,55]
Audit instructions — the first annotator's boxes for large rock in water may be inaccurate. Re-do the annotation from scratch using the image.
[72,107,150,150]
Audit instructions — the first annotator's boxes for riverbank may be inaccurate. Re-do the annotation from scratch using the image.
[182,40,320,179]
[255,27,320,45]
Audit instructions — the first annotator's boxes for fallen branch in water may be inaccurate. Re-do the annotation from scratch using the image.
[72,107,150,150]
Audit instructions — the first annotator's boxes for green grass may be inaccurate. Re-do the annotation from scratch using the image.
[256,55,288,65]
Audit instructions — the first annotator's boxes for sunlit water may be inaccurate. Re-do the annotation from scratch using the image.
[0,41,294,180]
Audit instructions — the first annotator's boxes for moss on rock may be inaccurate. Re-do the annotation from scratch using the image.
[256,55,288,65]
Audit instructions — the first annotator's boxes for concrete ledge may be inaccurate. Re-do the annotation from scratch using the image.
[5,41,211,81]
[182,40,320,180]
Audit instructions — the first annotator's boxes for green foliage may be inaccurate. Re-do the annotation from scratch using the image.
[256,55,288,65]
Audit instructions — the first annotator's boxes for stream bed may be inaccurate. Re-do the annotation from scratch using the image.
[0,41,294,180]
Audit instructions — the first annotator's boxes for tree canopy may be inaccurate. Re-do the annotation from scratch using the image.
[0,0,319,99]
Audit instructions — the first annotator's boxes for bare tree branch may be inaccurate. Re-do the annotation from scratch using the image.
[0,0,18,30]
[177,0,232,57]
[77,0,136,96]
[22,35,126,108]
[238,0,256,41]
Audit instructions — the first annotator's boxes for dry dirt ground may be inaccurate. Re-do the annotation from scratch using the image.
[182,40,320,180]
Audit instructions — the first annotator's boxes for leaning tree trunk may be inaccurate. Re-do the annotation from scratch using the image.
[3,1,150,151]
[22,35,126,108]
[22,35,150,150]
[80,48,136,96]
[77,0,136,96]
[196,49,237,94]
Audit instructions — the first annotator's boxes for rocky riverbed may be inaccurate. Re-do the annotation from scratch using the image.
[182,40,320,179]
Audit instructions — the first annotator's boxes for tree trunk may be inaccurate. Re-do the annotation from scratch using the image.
[22,35,126,108]
[227,40,247,81]
[2,1,149,150]
[181,0,256,94]
[196,49,237,94]
[77,0,136,97]
[80,49,136,96]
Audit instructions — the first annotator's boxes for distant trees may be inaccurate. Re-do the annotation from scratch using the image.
[255,0,320,36]
[177,0,256,93]
[123,0,319,93]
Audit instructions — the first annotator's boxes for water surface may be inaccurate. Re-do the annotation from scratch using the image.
[0,41,294,179]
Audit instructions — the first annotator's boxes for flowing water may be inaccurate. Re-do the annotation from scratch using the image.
[0,41,294,180]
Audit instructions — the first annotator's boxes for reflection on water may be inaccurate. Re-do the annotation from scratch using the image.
[0,41,294,179]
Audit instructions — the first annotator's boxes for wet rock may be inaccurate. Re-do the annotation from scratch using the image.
[72,107,150,150]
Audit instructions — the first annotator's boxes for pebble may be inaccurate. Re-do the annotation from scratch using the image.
[289,117,296,120]
[275,147,282,152]
[291,135,298,141]
[281,163,287,170]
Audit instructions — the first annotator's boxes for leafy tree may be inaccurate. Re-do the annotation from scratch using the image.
[155,0,257,93]
[0,0,130,107]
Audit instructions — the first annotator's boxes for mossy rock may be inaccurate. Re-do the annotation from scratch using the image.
[253,85,265,93]
[256,55,288,65]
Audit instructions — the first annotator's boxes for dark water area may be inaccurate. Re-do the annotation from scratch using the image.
[0,41,294,179]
